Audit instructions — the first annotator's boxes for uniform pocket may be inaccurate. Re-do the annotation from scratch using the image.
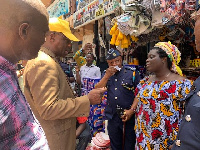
[121,79,134,90]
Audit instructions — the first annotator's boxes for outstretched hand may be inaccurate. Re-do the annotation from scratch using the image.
[88,87,107,105]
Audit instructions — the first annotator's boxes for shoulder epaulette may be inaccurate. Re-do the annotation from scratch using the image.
[125,66,136,71]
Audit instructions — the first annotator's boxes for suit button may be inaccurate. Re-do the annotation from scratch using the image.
[115,88,117,90]
[185,115,191,122]
[115,79,117,81]
[175,140,181,147]
[115,97,118,100]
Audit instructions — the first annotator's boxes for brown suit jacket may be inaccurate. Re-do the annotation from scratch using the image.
[23,47,90,150]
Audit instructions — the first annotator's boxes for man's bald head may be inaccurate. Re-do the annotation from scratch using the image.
[0,0,49,63]
[0,0,48,29]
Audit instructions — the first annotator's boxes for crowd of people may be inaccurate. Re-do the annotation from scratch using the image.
[1,0,200,150]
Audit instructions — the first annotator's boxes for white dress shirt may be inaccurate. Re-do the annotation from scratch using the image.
[80,64,101,83]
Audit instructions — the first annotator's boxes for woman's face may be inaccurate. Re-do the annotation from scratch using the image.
[146,49,164,72]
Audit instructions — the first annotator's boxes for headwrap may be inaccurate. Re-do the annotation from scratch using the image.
[106,48,121,60]
[154,41,183,76]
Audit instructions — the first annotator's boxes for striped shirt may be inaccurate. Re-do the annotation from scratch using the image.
[0,56,49,150]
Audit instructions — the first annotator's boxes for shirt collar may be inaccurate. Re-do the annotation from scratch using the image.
[0,55,16,73]
[40,47,58,63]
[85,64,95,68]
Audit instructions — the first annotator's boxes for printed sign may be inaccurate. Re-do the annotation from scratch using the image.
[47,0,69,18]
[73,0,119,29]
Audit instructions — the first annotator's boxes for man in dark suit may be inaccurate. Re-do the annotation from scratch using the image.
[172,9,200,150]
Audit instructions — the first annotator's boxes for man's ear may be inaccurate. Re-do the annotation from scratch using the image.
[19,23,30,40]
[49,32,56,42]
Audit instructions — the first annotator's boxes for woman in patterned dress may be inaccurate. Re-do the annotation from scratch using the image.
[122,42,193,150]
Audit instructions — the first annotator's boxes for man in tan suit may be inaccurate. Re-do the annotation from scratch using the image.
[23,18,106,150]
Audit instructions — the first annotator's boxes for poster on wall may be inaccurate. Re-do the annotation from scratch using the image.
[47,0,69,18]
[73,0,119,29]
[122,0,135,4]
[76,0,91,11]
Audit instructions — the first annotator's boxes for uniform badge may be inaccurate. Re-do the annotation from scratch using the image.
[175,140,181,147]
[197,91,200,97]
[113,53,116,56]
[185,115,191,122]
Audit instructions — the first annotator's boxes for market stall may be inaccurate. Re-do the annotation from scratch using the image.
[102,0,199,79]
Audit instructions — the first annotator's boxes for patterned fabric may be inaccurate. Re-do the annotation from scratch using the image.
[73,49,96,68]
[0,56,49,150]
[81,78,106,137]
[154,41,182,76]
[134,76,193,150]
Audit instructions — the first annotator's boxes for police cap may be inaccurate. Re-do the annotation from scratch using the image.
[106,48,121,60]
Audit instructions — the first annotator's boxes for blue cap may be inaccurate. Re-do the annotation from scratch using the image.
[106,48,121,60]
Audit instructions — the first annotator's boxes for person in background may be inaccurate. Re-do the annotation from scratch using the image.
[172,9,200,150]
[73,43,96,68]
[59,58,75,83]
[23,17,106,150]
[76,117,91,150]
[95,48,141,150]
[76,53,101,85]
[123,42,193,150]
[76,53,104,136]
[17,60,28,92]
[0,0,49,149]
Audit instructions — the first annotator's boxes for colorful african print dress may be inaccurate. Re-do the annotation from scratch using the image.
[81,78,106,137]
[134,76,193,150]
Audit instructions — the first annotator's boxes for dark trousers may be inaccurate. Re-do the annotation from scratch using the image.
[107,113,136,150]
[76,135,91,150]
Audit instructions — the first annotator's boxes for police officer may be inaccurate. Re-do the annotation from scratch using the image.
[95,48,140,150]
[172,9,200,150]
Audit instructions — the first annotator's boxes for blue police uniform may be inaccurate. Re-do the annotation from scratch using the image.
[172,77,200,150]
[103,66,140,150]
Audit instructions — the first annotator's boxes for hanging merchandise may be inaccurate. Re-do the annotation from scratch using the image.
[109,22,132,48]
[109,1,152,48]
[108,0,197,48]
[119,2,152,36]
[160,0,196,24]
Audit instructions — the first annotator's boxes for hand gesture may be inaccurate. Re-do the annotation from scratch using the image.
[105,66,117,78]
[121,109,135,122]
[88,87,107,105]
[83,43,93,55]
